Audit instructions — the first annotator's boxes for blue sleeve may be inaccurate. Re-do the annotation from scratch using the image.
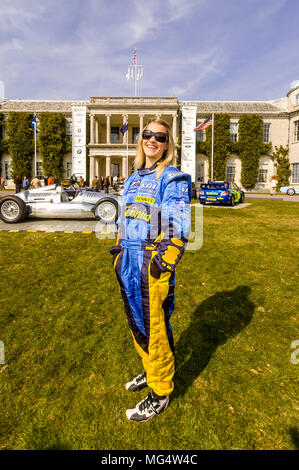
[152,175,191,273]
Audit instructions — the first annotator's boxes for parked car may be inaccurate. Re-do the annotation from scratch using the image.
[279,186,299,196]
[199,181,245,206]
[0,184,120,224]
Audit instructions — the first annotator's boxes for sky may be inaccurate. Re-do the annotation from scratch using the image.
[0,0,299,102]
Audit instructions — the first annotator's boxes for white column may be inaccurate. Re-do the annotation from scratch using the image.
[90,114,95,144]
[122,156,127,179]
[89,156,95,183]
[95,158,100,177]
[172,114,177,143]
[95,118,99,144]
[106,114,111,144]
[106,156,111,177]
[139,114,144,133]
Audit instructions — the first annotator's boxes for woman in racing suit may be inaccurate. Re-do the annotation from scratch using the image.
[110,118,192,422]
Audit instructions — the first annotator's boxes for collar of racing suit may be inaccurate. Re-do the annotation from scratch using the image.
[137,156,165,176]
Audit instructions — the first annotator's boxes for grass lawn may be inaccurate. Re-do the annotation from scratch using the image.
[0,199,298,450]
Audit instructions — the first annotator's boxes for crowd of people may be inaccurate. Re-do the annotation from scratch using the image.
[1,173,124,194]
[89,175,124,193]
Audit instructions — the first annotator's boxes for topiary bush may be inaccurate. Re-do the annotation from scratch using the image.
[7,112,34,180]
[38,113,68,181]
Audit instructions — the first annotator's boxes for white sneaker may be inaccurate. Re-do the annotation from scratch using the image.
[125,372,147,392]
[126,392,169,422]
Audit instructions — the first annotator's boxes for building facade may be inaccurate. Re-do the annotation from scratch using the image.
[1,84,299,191]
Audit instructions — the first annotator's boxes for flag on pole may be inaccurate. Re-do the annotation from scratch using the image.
[133,49,136,64]
[194,115,213,132]
[120,117,128,135]
[31,114,39,134]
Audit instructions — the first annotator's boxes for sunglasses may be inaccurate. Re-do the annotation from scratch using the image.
[142,129,169,143]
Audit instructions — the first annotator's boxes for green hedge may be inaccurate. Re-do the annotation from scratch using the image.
[271,145,291,189]
[197,114,231,180]
[7,112,34,180]
[38,113,68,181]
[238,115,266,189]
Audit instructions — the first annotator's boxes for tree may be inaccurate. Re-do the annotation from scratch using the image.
[238,114,265,190]
[204,114,231,180]
[6,112,34,180]
[38,113,68,181]
[270,145,291,189]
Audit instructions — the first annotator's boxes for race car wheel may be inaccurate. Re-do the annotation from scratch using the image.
[287,188,295,196]
[94,198,119,223]
[0,196,27,223]
[240,193,245,203]
[229,195,235,206]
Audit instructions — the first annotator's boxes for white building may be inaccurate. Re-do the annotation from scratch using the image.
[1,84,299,191]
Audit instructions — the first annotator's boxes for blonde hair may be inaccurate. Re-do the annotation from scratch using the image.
[134,118,175,179]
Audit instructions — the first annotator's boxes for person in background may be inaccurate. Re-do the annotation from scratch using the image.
[104,176,110,193]
[79,176,85,188]
[69,173,77,185]
[96,176,101,191]
[44,175,48,186]
[92,175,98,190]
[22,176,30,191]
[47,176,55,185]
[270,176,278,196]
[14,175,22,193]
[0,176,5,189]
[31,176,41,189]
[100,176,105,191]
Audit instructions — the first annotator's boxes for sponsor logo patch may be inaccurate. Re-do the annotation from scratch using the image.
[135,195,156,204]
[125,205,151,222]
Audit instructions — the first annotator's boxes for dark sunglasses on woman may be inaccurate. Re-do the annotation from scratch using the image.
[142,129,169,143]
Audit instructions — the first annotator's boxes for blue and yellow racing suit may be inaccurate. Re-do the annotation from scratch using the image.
[110,161,192,396]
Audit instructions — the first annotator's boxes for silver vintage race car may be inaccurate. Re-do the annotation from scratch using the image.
[0,184,120,224]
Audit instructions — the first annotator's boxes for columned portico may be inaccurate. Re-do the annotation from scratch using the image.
[87,97,179,184]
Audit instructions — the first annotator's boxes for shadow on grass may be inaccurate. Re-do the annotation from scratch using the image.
[289,427,299,450]
[173,285,255,398]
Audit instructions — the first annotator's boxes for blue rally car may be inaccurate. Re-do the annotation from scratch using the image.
[199,181,245,206]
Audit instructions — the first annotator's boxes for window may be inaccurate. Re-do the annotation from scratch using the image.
[294,121,299,142]
[36,162,43,179]
[132,127,139,144]
[296,94,299,106]
[197,163,204,181]
[292,163,299,184]
[258,164,268,183]
[230,123,238,142]
[111,126,120,144]
[65,120,72,141]
[196,130,205,142]
[4,162,11,179]
[226,165,236,183]
[263,123,270,143]
[66,162,72,178]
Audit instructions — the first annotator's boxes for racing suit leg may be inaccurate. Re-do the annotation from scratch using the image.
[114,247,175,397]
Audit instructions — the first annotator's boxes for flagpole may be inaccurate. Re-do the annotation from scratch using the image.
[126,121,129,178]
[34,122,37,177]
[211,113,214,181]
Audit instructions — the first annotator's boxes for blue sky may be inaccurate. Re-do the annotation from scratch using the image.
[0,0,298,101]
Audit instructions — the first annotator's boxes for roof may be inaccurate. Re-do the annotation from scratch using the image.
[0,100,89,113]
[180,100,288,114]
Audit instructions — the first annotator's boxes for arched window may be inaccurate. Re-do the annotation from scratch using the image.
[296,93,299,106]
